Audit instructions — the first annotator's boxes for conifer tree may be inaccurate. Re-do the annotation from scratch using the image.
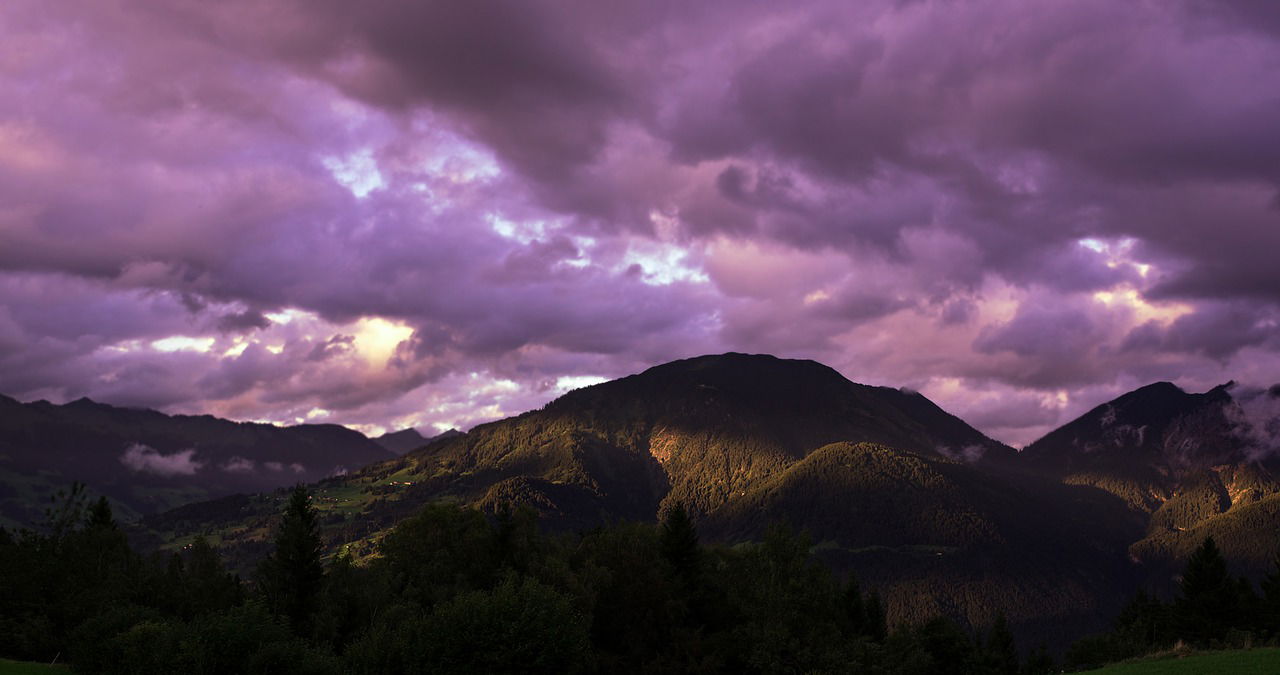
[864,590,888,643]
[983,613,1019,675]
[1176,536,1240,642]
[1021,643,1055,675]
[1259,550,1280,632]
[842,574,866,636]
[86,496,116,531]
[186,535,242,616]
[660,501,702,586]
[257,484,324,631]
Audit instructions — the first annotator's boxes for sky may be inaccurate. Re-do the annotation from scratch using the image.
[1,0,1278,447]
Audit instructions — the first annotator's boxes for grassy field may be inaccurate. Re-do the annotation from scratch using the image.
[1091,648,1280,673]
[0,659,68,674]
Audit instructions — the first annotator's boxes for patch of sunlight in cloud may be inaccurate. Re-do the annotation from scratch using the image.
[617,210,709,285]
[1040,390,1070,410]
[349,422,387,438]
[423,142,501,184]
[265,344,284,355]
[322,148,385,198]
[555,375,608,393]
[101,339,142,354]
[620,239,708,285]
[222,341,249,358]
[1093,287,1193,324]
[803,289,831,305]
[1077,238,1107,253]
[353,317,413,366]
[1076,236,1158,276]
[151,336,215,353]
[487,213,557,244]
[265,308,309,325]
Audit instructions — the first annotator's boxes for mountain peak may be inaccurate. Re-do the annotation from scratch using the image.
[1021,379,1255,510]
[374,428,428,455]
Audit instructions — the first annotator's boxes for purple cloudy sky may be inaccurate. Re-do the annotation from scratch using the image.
[2,0,1278,446]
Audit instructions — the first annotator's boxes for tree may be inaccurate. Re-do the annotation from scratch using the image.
[915,616,977,675]
[1114,589,1167,646]
[44,481,90,542]
[377,503,500,607]
[1259,551,1280,633]
[1175,536,1246,642]
[864,590,888,643]
[257,485,324,631]
[183,536,242,617]
[417,575,591,675]
[87,496,117,530]
[659,501,702,587]
[842,575,866,637]
[1021,643,1055,675]
[982,613,1019,675]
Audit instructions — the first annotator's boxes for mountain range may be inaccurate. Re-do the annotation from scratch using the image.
[0,394,392,529]
[4,352,1280,650]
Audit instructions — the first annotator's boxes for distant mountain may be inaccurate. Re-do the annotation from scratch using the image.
[1018,381,1278,511]
[399,352,1018,524]
[373,429,426,455]
[0,394,393,529]
[144,353,1133,648]
[110,357,1280,650]
[373,428,463,455]
[1020,381,1280,592]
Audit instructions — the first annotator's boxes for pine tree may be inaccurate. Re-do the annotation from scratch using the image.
[1176,536,1240,642]
[257,484,324,631]
[864,590,888,643]
[1021,643,1055,675]
[660,501,702,586]
[1261,551,1280,632]
[983,613,1019,675]
[842,574,866,637]
[86,496,116,531]
[44,481,89,541]
[185,536,242,617]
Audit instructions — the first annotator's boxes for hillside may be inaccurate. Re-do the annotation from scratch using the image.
[142,353,1137,647]
[1020,381,1280,591]
[1019,381,1250,512]
[121,358,1280,651]
[0,394,392,528]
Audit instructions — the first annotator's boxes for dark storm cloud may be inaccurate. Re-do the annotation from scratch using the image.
[1124,302,1280,360]
[2,0,1279,440]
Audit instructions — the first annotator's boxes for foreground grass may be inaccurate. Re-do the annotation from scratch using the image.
[1091,647,1280,673]
[0,659,67,674]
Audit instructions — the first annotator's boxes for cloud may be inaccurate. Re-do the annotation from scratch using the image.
[221,456,255,473]
[1,0,1279,446]
[1225,385,1280,461]
[119,444,204,477]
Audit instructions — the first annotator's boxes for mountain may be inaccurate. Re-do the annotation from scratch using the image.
[142,353,1133,648]
[1019,381,1248,510]
[31,354,1280,651]
[373,428,463,455]
[1020,381,1280,592]
[0,394,393,529]
[373,429,427,455]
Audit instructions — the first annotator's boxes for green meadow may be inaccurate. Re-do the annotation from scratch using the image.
[1091,648,1280,674]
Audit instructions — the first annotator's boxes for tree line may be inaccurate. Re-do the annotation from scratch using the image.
[0,483,1099,673]
[1065,535,1280,669]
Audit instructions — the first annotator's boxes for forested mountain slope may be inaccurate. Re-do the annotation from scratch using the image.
[0,394,392,528]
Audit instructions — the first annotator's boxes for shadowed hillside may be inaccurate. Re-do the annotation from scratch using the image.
[142,353,1135,649]
[1020,381,1280,593]
[0,395,392,528]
